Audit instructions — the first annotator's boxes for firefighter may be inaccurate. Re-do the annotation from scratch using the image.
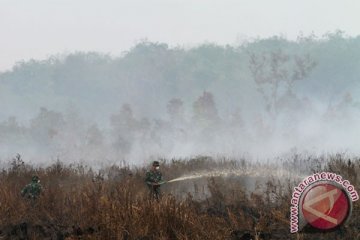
[21,175,42,200]
[145,161,165,200]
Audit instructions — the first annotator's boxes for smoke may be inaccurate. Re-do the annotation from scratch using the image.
[1,99,358,167]
[1,36,360,166]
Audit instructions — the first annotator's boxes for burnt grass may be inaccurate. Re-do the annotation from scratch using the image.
[0,154,358,240]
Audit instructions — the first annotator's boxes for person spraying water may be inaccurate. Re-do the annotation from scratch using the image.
[145,162,305,200]
[145,161,166,200]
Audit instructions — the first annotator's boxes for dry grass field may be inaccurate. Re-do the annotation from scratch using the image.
[0,154,358,240]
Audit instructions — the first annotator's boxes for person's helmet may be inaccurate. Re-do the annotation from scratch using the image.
[152,161,160,167]
[32,175,39,182]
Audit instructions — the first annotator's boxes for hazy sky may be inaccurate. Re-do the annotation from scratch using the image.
[1,0,360,71]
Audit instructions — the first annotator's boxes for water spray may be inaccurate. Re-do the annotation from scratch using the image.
[165,168,305,184]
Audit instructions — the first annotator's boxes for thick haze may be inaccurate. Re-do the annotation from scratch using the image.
[1,0,360,71]
[1,1,360,166]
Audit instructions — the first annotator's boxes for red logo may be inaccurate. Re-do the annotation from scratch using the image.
[301,183,350,230]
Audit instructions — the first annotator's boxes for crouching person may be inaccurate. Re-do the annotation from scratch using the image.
[21,175,42,201]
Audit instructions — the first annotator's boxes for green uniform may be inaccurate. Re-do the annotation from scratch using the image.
[145,170,163,199]
[21,181,42,199]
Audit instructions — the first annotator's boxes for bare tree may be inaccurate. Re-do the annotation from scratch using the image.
[193,91,220,127]
[110,104,140,154]
[167,98,184,123]
[249,50,316,119]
